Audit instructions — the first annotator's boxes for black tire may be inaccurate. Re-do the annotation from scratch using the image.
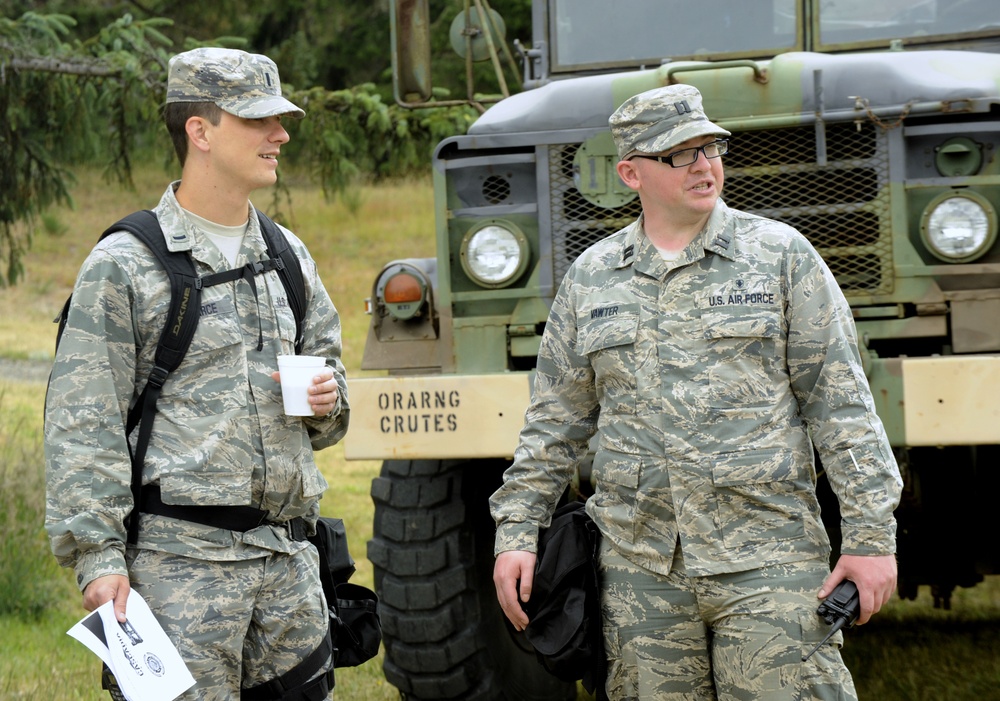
[367,458,578,701]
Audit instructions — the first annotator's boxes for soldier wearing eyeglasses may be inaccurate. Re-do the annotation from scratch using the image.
[491,84,901,700]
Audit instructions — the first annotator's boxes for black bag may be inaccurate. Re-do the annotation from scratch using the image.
[521,500,606,698]
[309,517,382,668]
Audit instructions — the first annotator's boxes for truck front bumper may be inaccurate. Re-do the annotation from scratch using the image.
[869,355,1000,446]
[344,355,1000,460]
[343,373,532,460]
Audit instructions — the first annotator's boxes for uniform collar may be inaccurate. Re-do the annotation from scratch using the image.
[617,201,738,276]
[156,182,269,269]
[702,201,737,261]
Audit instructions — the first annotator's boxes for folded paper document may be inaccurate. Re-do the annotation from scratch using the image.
[68,590,195,701]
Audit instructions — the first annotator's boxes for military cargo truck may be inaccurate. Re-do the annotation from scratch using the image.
[344,1,1000,698]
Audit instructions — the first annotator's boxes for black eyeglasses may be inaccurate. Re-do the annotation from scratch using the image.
[631,139,729,168]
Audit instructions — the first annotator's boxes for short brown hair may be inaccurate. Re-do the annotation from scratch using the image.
[163,102,223,166]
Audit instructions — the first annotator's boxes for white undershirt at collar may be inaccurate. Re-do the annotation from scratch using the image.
[182,208,248,267]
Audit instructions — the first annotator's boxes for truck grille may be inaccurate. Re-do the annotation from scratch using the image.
[548,122,893,295]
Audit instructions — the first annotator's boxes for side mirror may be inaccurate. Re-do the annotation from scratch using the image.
[391,0,432,104]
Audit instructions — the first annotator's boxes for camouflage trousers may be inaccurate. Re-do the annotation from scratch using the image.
[599,539,857,701]
[125,546,330,701]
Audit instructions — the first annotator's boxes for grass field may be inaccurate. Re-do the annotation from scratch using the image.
[2,165,999,700]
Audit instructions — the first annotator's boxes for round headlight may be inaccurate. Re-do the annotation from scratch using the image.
[920,193,997,263]
[460,221,529,287]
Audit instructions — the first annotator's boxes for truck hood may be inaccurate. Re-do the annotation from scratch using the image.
[469,50,1000,135]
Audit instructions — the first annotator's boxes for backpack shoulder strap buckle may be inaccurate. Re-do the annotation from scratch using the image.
[146,365,170,390]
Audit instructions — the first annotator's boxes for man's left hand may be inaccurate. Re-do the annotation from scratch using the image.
[271,367,339,416]
[819,553,897,625]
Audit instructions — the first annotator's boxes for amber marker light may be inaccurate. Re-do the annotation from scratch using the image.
[385,272,423,303]
[382,270,427,320]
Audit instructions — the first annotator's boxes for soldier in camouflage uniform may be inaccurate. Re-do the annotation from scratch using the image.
[491,84,902,700]
[45,48,348,700]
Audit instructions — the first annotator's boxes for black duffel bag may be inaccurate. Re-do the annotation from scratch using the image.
[521,500,606,698]
[309,517,382,668]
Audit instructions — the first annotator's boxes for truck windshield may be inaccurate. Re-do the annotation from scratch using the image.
[549,0,799,71]
[818,0,998,47]
[549,0,999,72]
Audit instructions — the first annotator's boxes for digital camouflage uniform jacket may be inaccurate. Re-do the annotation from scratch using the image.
[45,184,350,591]
[492,200,902,577]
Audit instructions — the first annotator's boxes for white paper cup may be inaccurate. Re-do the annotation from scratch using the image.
[276,355,326,416]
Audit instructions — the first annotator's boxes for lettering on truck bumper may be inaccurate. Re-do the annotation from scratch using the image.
[343,373,532,460]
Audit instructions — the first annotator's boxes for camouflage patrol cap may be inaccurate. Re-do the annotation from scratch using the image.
[609,84,729,160]
[166,48,305,119]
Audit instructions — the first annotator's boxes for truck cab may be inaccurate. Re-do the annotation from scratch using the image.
[349,2,1000,698]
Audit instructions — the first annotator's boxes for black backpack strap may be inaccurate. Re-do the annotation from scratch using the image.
[256,209,306,354]
[103,210,203,545]
[194,212,306,354]
[91,209,307,546]
[240,631,334,701]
